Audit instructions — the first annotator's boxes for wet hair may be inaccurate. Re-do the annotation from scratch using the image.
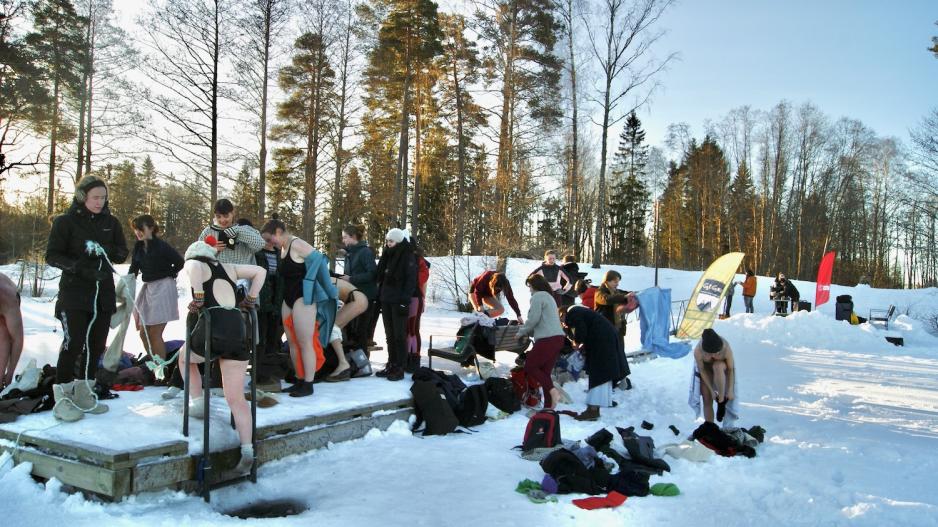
[237,218,254,227]
[131,214,160,236]
[489,272,509,294]
[563,254,576,264]
[747,268,754,276]
[261,217,287,235]
[343,224,365,240]
[213,198,234,215]
[603,270,621,283]
[574,279,591,295]
[526,274,553,294]
[544,249,557,259]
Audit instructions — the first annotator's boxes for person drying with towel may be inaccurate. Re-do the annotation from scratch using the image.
[691,328,738,424]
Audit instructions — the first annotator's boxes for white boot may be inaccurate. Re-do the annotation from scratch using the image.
[233,444,254,474]
[52,382,84,422]
[72,380,108,414]
[161,386,182,400]
[188,396,206,419]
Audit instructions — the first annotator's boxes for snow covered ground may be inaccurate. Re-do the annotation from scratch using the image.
[2,258,938,526]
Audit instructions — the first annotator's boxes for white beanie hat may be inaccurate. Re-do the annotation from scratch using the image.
[184,240,218,261]
[385,228,410,244]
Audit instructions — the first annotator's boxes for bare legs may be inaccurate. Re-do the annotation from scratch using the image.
[700,362,727,423]
[139,323,168,359]
[182,352,252,444]
[283,300,318,382]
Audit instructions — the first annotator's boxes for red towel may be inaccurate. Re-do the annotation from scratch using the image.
[572,491,627,510]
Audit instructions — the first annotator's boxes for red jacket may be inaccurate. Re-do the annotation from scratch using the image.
[469,270,522,318]
[580,286,598,309]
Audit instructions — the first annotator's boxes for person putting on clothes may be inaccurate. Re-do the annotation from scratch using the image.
[693,328,737,424]
[468,269,523,322]
[558,305,630,421]
[517,274,565,409]
[262,219,339,397]
[179,240,266,474]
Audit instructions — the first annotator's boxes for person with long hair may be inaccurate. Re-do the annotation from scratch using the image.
[468,270,523,322]
[179,240,266,474]
[594,270,631,336]
[261,219,338,397]
[375,228,416,381]
[518,274,565,409]
[129,215,184,362]
[45,175,128,421]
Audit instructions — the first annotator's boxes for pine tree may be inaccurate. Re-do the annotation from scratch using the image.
[273,32,336,245]
[231,159,260,226]
[27,0,86,214]
[266,146,302,229]
[608,112,650,264]
[613,111,648,181]
[727,161,757,265]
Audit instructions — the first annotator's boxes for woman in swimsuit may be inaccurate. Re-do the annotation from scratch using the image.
[180,239,266,474]
[262,219,338,397]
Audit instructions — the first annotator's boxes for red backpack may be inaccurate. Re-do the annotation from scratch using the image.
[510,367,541,408]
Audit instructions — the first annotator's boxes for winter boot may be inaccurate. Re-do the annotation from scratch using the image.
[188,396,207,419]
[346,349,373,378]
[575,405,601,422]
[72,380,109,414]
[52,382,84,422]
[233,444,255,474]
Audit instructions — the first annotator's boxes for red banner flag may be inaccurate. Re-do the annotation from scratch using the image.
[815,251,835,307]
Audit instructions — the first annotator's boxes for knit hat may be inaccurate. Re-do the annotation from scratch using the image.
[184,240,217,261]
[74,175,107,203]
[701,328,723,353]
[385,228,409,243]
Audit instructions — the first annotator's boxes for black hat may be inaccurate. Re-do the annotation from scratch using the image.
[701,328,723,353]
[74,175,107,203]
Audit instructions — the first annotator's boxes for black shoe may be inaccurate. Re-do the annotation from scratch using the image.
[289,380,314,398]
[375,366,392,378]
[404,354,419,374]
[283,381,303,394]
[386,366,404,382]
[93,382,119,400]
[716,400,727,422]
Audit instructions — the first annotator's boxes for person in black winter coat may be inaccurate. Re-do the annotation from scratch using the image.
[559,305,630,421]
[339,224,379,351]
[770,273,800,314]
[375,228,417,381]
[129,214,183,363]
[45,176,128,396]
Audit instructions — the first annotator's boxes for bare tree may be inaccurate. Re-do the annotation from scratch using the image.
[233,0,292,218]
[138,0,231,203]
[585,0,675,268]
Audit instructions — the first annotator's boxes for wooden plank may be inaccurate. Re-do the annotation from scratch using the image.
[1,444,131,498]
[0,429,187,469]
[256,398,411,440]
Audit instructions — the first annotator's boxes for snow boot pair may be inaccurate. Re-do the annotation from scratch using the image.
[52,381,108,422]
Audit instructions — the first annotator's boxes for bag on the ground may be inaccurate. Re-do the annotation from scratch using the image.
[510,367,541,408]
[522,410,561,451]
[455,384,488,427]
[410,380,459,436]
[412,366,467,407]
[485,376,521,413]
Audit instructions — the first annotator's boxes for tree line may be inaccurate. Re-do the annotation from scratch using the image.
[1,1,936,288]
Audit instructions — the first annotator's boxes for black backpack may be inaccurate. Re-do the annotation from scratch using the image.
[522,410,561,451]
[412,366,466,408]
[485,377,521,413]
[410,380,459,436]
[455,384,488,427]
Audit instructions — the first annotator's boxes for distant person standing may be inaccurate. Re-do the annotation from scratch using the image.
[199,199,265,266]
[0,274,24,390]
[722,280,738,318]
[375,228,417,382]
[741,269,756,314]
[128,215,184,361]
[527,250,575,307]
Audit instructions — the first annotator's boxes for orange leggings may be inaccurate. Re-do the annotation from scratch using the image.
[283,315,325,378]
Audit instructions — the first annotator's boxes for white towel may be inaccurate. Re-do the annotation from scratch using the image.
[688,361,739,427]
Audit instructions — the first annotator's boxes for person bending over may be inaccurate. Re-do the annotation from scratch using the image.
[517,274,565,409]
[468,270,522,322]
[693,328,736,423]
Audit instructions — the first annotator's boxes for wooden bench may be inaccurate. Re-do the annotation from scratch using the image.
[428,324,531,375]
[869,305,896,330]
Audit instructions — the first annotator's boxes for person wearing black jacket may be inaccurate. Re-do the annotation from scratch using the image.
[45,175,128,409]
[255,222,285,373]
[559,305,630,422]
[339,224,378,352]
[129,215,183,363]
[375,228,416,381]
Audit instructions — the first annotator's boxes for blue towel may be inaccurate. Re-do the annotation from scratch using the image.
[636,287,692,359]
[302,250,339,349]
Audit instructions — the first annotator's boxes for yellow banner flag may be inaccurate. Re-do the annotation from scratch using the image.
[676,252,745,339]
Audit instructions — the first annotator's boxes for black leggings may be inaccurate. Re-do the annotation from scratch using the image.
[56,309,111,383]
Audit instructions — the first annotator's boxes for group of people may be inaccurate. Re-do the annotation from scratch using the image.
[17,175,435,473]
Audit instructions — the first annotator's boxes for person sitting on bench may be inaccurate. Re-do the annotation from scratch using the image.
[180,240,266,474]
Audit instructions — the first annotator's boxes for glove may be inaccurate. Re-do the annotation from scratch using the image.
[187,300,203,314]
[223,227,238,248]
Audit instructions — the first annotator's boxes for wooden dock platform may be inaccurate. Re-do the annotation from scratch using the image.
[0,378,413,500]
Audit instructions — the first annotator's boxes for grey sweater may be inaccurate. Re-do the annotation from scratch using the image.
[199,224,265,266]
[518,291,565,340]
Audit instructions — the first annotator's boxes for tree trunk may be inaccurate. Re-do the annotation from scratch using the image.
[210,1,219,204]
[567,4,580,254]
[75,3,93,181]
[452,51,467,256]
[592,75,612,269]
[47,75,60,215]
[397,60,412,228]
[258,7,272,219]
[410,73,422,238]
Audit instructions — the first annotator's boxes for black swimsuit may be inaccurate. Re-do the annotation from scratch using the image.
[282,239,306,309]
[188,260,249,361]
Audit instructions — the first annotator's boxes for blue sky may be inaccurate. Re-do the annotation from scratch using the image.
[637,0,938,148]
